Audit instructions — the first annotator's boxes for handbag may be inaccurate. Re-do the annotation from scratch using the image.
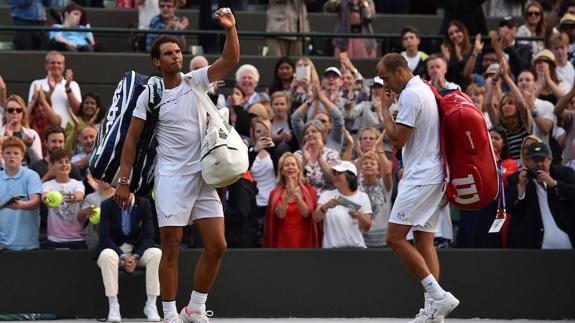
[187,74,249,187]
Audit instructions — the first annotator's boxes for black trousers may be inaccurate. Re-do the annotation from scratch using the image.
[12,18,46,50]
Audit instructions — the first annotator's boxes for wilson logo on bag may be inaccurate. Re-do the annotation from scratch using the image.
[425,82,499,210]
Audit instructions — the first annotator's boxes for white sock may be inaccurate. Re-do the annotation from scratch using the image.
[162,300,177,318]
[187,290,208,313]
[146,295,157,307]
[108,295,119,307]
[421,274,446,300]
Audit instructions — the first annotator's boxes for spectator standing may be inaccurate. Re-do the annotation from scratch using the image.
[270,92,297,149]
[268,57,296,95]
[514,69,555,145]
[517,2,546,56]
[532,49,570,105]
[426,54,461,91]
[548,33,575,87]
[291,83,345,151]
[42,149,86,249]
[96,196,162,322]
[290,57,321,111]
[264,153,321,248]
[400,26,428,77]
[2,95,43,166]
[145,0,189,51]
[494,18,533,78]
[0,137,42,251]
[236,64,270,109]
[441,20,472,89]
[555,81,575,163]
[266,0,312,57]
[10,0,48,50]
[294,120,340,194]
[359,151,392,248]
[506,142,575,249]
[65,92,103,155]
[28,88,61,156]
[248,118,291,246]
[314,161,372,248]
[456,126,517,248]
[28,51,82,128]
[324,0,377,58]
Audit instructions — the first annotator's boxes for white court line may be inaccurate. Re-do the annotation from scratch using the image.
[23,319,573,323]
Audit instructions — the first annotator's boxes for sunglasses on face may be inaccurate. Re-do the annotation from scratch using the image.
[526,11,541,17]
[7,108,23,114]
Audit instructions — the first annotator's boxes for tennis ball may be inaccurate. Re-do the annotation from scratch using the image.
[46,191,63,208]
[89,207,101,225]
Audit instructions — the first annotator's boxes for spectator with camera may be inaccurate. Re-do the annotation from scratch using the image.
[506,142,575,249]
[0,137,43,251]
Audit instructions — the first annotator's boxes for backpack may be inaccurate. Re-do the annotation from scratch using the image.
[425,82,499,210]
[89,71,163,196]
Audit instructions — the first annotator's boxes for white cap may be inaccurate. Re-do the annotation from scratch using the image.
[331,160,357,176]
[373,76,384,86]
[323,66,342,77]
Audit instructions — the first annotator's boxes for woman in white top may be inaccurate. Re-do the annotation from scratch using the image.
[248,118,291,240]
[314,160,372,248]
[2,95,42,166]
[516,2,546,56]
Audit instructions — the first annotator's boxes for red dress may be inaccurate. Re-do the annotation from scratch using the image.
[264,183,322,248]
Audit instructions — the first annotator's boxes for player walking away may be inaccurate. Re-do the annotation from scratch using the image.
[113,8,239,323]
[376,53,460,323]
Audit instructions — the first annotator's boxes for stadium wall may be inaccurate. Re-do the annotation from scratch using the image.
[1,249,573,320]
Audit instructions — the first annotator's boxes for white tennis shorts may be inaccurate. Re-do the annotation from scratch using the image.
[154,172,223,227]
[389,182,444,232]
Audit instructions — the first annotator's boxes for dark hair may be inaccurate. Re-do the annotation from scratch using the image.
[401,25,419,39]
[150,35,182,60]
[63,3,84,15]
[490,125,511,159]
[443,20,471,56]
[49,149,70,164]
[344,171,358,192]
[44,125,66,141]
[78,92,104,123]
[269,57,295,95]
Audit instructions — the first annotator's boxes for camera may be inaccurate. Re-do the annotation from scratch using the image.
[526,168,539,180]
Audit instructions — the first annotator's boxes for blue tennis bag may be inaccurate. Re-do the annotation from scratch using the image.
[89,71,163,197]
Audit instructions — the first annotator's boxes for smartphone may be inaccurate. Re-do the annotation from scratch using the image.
[296,65,311,81]
[0,194,26,210]
[277,128,284,135]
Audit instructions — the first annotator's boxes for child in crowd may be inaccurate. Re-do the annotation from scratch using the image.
[42,149,86,249]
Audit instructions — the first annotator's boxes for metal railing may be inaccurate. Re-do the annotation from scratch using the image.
[0,25,545,54]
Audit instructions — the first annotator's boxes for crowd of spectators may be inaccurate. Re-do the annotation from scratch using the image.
[2,1,575,259]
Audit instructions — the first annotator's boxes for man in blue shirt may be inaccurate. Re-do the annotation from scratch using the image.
[0,137,43,251]
[145,0,188,51]
[10,0,49,50]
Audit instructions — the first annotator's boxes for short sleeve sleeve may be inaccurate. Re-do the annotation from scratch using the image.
[190,66,210,93]
[396,91,420,128]
[318,190,333,204]
[27,171,43,195]
[73,180,85,194]
[132,87,150,121]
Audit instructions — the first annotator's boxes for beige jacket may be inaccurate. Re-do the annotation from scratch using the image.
[266,0,313,40]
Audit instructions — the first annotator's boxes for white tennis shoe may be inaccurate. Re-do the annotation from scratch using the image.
[408,292,459,323]
[180,305,213,323]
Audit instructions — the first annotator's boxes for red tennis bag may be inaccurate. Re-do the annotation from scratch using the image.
[425,82,499,210]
